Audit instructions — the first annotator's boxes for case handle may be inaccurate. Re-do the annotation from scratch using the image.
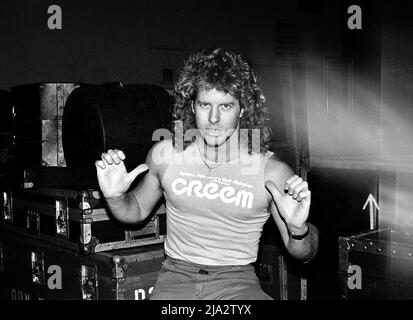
[26,211,40,234]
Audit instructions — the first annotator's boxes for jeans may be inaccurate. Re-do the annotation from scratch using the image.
[150,256,273,300]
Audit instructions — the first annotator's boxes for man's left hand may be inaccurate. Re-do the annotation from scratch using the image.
[265,175,311,235]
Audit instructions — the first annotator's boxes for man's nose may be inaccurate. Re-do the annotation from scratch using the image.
[208,106,220,124]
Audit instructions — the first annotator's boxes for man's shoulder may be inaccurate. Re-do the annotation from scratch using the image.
[152,139,174,154]
[146,139,174,168]
[264,155,295,184]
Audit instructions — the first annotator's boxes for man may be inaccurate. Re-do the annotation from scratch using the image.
[95,47,318,300]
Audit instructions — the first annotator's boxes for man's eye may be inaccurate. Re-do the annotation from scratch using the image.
[220,104,232,110]
[199,103,210,108]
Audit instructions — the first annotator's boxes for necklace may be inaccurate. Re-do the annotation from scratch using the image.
[196,144,240,178]
[201,155,227,178]
[199,155,226,177]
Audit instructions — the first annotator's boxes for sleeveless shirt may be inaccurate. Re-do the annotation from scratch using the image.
[161,142,274,265]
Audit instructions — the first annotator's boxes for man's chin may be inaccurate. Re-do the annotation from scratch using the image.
[201,135,227,148]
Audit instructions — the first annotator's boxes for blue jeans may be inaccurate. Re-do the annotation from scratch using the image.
[150,256,273,300]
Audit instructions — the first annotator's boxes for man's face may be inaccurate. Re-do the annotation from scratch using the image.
[193,88,242,148]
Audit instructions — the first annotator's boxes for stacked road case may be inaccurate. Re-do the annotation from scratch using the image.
[0,230,164,300]
[0,187,166,254]
[0,82,172,300]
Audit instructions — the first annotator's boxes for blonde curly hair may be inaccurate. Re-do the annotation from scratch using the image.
[171,47,272,154]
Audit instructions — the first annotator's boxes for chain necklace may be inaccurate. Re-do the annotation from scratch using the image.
[199,155,226,178]
[197,144,240,178]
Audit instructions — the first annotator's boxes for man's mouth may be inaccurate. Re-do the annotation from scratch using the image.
[205,128,223,136]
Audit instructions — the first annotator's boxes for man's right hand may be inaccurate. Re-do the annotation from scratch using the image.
[95,149,149,198]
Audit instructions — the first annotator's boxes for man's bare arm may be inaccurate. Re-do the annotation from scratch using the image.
[265,159,319,263]
[286,222,319,263]
[96,141,169,224]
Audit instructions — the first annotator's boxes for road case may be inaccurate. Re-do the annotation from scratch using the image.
[11,83,79,168]
[255,243,307,300]
[339,228,413,299]
[0,187,166,254]
[0,230,164,300]
[0,165,79,189]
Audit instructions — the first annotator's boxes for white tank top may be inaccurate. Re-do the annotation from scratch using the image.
[161,142,273,265]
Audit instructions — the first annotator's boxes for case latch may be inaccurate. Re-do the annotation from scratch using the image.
[1,190,13,222]
[80,265,98,300]
[31,251,45,286]
[80,221,92,245]
[26,211,40,234]
[55,198,69,238]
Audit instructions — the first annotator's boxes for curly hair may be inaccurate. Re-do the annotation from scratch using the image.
[171,47,272,154]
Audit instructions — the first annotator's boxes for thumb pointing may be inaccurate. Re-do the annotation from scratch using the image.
[265,180,282,202]
[128,164,149,181]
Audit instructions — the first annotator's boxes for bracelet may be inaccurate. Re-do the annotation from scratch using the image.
[289,225,310,240]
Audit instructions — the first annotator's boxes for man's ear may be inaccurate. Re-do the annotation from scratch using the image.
[191,101,195,113]
[239,108,244,118]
